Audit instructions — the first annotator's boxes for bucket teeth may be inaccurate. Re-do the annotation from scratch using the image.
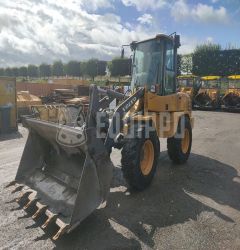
[32,203,47,219]
[5,180,17,188]
[16,191,32,203]
[52,224,70,241]
[23,198,38,210]
[11,185,24,194]
[41,212,58,229]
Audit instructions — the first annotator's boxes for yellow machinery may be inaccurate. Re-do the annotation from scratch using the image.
[6,34,193,239]
[17,91,42,120]
[0,77,17,134]
[177,74,200,106]
[194,75,221,109]
[221,75,240,111]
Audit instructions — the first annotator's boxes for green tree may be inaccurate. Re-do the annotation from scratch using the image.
[85,59,98,81]
[52,60,64,77]
[97,61,107,76]
[28,64,39,78]
[18,66,28,78]
[39,63,51,78]
[12,67,19,77]
[180,54,193,74]
[63,63,68,76]
[192,43,221,76]
[220,49,240,75]
[177,55,181,76]
[0,68,5,76]
[108,58,131,77]
[5,67,13,77]
[66,61,81,77]
[80,61,87,78]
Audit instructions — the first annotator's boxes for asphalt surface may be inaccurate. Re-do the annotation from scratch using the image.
[0,111,240,249]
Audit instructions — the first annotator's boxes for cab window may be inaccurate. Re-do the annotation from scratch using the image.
[164,41,175,95]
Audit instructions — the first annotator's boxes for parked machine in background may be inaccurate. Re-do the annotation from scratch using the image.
[40,88,76,104]
[177,74,201,107]
[65,85,90,106]
[221,75,240,112]
[194,76,222,110]
[0,77,17,134]
[6,33,194,240]
[17,91,42,120]
[40,85,90,105]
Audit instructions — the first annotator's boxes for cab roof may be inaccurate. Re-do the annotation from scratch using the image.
[177,74,198,79]
[228,75,240,80]
[132,34,174,45]
[201,76,221,80]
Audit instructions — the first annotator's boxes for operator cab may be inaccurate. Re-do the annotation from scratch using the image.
[130,34,180,96]
[200,76,221,89]
[177,75,199,88]
[228,75,240,89]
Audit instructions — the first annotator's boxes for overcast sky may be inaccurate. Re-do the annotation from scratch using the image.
[0,0,239,67]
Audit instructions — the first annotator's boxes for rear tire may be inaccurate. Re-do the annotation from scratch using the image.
[121,129,160,191]
[167,116,192,164]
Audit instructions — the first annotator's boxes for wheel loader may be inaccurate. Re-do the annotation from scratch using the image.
[221,75,240,112]
[177,74,200,106]
[6,33,194,240]
[194,75,221,110]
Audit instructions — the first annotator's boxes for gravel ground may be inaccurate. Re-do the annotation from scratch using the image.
[0,111,240,250]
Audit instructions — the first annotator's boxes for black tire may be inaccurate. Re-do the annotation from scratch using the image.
[121,129,160,191]
[167,116,192,164]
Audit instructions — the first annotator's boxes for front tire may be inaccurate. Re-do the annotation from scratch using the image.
[167,116,192,164]
[121,129,160,190]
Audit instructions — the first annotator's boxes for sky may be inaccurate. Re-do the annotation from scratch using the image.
[0,0,239,67]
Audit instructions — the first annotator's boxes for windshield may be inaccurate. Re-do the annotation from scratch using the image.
[201,80,221,88]
[131,39,163,89]
[229,80,240,88]
[178,78,194,87]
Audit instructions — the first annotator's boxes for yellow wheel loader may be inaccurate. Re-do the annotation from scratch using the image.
[194,76,222,110]
[177,74,200,107]
[6,33,194,240]
[221,75,240,112]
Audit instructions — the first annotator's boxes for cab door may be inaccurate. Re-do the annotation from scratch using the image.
[163,40,176,96]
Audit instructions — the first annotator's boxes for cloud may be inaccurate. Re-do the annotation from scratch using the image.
[171,0,229,24]
[178,36,199,55]
[79,0,115,11]
[206,36,214,43]
[0,0,158,67]
[137,14,153,25]
[193,4,228,23]
[171,0,190,22]
[121,0,167,11]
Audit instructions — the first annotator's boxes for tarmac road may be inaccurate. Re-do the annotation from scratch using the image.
[0,111,240,249]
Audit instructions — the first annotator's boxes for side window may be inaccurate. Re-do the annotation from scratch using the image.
[166,44,174,71]
[165,42,175,95]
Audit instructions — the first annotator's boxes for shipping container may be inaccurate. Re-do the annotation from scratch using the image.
[0,77,17,133]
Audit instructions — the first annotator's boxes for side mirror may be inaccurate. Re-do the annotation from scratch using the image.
[174,35,181,48]
[130,42,137,51]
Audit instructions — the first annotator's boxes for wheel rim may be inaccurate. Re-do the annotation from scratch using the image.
[140,140,154,176]
[181,128,190,154]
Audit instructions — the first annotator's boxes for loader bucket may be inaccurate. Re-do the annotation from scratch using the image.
[194,88,219,109]
[9,117,113,240]
[194,92,211,106]
[222,92,240,107]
